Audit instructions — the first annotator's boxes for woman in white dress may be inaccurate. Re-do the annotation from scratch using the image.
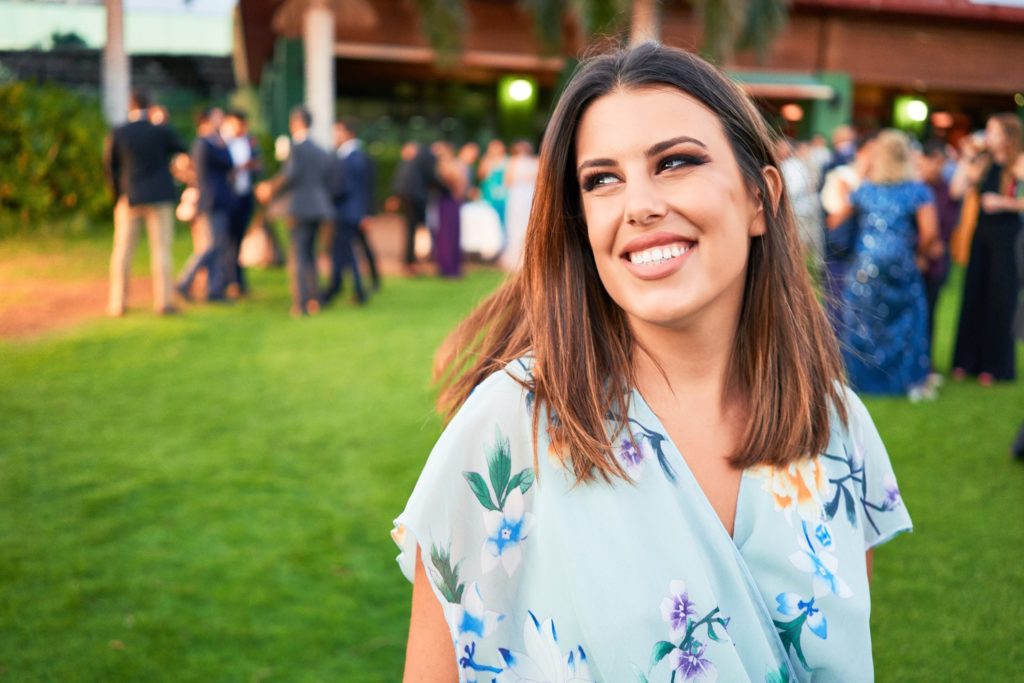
[500,140,540,270]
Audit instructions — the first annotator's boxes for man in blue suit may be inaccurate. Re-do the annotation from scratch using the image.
[257,106,334,316]
[324,118,375,305]
[176,107,234,302]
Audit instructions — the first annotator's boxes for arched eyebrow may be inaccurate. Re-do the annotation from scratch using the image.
[576,135,707,175]
[646,135,707,158]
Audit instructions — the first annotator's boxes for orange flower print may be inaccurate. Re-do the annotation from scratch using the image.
[750,457,829,523]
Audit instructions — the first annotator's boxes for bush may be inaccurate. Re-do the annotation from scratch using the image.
[0,81,112,236]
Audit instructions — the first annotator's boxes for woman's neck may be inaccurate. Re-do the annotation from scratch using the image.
[630,314,739,415]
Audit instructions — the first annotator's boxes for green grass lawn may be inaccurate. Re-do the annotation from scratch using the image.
[1,236,1022,681]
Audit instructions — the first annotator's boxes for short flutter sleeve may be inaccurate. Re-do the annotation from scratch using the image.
[842,388,914,550]
[392,365,542,667]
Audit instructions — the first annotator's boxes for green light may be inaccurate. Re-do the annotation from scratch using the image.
[508,79,533,102]
[906,99,928,123]
[893,95,929,133]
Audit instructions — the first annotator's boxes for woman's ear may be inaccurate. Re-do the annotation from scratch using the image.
[749,165,784,237]
[762,165,783,215]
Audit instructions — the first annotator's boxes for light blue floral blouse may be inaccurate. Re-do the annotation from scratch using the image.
[393,359,912,682]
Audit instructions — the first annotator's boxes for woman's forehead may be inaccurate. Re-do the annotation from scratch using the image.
[576,87,724,153]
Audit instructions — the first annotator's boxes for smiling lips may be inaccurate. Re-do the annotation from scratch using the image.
[626,242,694,266]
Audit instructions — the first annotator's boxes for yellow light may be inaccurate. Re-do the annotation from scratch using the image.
[906,99,928,123]
[1015,93,1024,108]
[508,79,533,102]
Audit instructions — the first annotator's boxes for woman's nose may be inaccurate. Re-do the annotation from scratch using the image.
[624,176,668,226]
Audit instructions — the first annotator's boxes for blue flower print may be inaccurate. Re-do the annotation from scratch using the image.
[456,582,504,640]
[482,487,534,575]
[463,427,536,576]
[498,611,595,683]
[775,593,827,639]
[454,583,505,682]
[773,592,826,671]
[788,521,852,599]
[814,522,833,548]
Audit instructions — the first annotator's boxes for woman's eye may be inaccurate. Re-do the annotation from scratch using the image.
[581,172,618,192]
[659,154,706,173]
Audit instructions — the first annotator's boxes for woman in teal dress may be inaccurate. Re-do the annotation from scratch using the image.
[394,43,911,682]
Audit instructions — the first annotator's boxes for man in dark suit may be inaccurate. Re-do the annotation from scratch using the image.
[103,88,187,316]
[324,118,373,305]
[256,106,333,316]
[223,109,262,296]
[176,107,235,302]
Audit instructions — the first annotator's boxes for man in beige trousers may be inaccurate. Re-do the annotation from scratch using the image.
[104,89,187,316]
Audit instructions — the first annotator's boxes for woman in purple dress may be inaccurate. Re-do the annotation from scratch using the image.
[432,142,468,278]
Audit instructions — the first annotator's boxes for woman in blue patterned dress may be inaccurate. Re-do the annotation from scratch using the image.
[828,130,941,398]
[395,44,912,682]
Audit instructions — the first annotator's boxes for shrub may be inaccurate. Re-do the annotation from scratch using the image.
[0,81,112,236]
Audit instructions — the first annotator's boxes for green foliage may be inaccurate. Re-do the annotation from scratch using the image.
[735,0,787,62]
[49,31,89,50]
[0,81,112,236]
[413,0,468,64]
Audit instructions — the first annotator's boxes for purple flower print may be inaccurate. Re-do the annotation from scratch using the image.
[670,642,717,681]
[617,436,652,478]
[620,438,644,467]
[880,474,902,511]
[660,579,697,640]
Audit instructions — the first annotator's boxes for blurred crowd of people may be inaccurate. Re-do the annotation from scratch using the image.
[102,88,1023,411]
[777,115,1024,403]
[387,137,539,277]
[103,90,543,319]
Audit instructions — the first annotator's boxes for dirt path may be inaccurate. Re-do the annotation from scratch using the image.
[0,215,431,341]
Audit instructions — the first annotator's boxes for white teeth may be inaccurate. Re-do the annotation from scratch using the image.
[627,242,692,266]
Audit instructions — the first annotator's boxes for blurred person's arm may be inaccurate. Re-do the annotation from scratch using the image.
[866,550,874,582]
[825,179,855,229]
[980,192,1024,214]
[949,141,986,200]
[103,132,119,200]
[404,550,457,682]
[915,202,942,271]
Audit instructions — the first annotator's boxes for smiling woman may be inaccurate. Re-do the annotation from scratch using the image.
[393,43,912,682]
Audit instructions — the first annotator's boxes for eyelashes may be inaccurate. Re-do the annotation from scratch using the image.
[579,153,709,192]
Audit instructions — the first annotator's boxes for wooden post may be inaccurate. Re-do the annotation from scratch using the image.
[630,0,661,45]
[103,0,130,125]
[303,0,335,149]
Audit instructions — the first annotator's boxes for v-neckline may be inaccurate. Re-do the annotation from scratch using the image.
[630,387,750,545]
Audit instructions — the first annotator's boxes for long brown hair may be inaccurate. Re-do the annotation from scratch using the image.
[989,113,1023,195]
[435,42,847,482]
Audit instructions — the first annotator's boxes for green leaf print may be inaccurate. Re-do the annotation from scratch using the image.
[429,544,465,604]
[774,613,810,669]
[650,639,676,668]
[488,428,512,508]
[765,662,791,683]
[506,467,535,500]
[463,471,499,511]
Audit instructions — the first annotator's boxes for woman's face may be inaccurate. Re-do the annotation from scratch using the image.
[575,86,767,335]
[986,118,1008,157]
